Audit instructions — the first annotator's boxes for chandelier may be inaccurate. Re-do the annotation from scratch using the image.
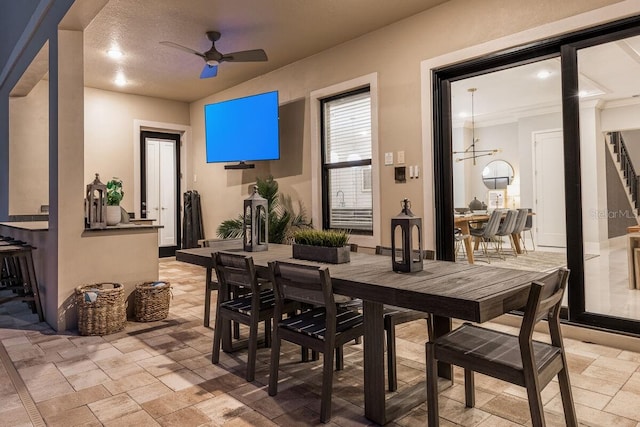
[453,88,499,165]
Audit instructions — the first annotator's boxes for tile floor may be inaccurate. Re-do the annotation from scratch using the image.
[1,258,640,426]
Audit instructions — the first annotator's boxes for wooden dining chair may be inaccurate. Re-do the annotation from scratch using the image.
[268,261,364,423]
[426,268,576,427]
[211,252,293,382]
[375,245,434,391]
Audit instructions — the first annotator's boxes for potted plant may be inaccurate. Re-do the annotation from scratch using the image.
[292,229,351,264]
[106,177,124,226]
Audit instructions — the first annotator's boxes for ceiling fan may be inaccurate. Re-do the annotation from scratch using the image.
[160,31,268,79]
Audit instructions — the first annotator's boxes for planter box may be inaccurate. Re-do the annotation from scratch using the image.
[292,243,351,264]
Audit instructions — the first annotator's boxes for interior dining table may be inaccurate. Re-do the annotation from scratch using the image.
[176,242,544,425]
[455,212,527,263]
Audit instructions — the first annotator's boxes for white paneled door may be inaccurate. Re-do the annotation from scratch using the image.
[144,135,178,252]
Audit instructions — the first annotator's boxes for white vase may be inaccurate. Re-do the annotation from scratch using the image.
[106,205,121,226]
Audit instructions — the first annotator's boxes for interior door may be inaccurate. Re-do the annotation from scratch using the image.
[534,130,566,247]
[141,131,181,257]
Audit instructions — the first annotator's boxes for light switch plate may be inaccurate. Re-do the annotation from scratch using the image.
[385,152,393,165]
[397,151,405,164]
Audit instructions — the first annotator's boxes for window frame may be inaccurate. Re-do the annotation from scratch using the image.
[320,87,373,234]
[310,73,380,249]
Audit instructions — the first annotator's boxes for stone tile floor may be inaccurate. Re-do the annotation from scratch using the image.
[0,258,639,426]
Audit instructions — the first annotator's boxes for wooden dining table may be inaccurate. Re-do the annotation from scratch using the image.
[176,242,544,425]
[455,213,527,263]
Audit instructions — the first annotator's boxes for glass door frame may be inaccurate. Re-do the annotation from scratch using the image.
[433,15,640,336]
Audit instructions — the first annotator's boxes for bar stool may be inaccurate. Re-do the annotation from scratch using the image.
[0,241,44,322]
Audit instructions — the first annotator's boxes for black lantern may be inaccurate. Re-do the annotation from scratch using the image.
[391,198,423,272]
[85,173,107,229]
[243,185,268,252]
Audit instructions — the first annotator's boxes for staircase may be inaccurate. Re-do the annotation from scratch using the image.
[607,131,640,218]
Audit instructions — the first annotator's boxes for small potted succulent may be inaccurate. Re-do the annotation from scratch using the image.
[106,177,124,226]
[292,229,351,264]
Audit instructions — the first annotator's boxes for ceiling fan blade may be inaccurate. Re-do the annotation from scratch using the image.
[222,49,268,62]
[160,41,205,58]
[200,64,218,79]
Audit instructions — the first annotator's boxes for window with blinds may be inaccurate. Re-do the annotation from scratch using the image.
[321,88,373,233]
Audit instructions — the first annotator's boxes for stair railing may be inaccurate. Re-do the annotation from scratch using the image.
[609,131,639,207]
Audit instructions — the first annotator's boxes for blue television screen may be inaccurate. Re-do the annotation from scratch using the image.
[205,91,280,163]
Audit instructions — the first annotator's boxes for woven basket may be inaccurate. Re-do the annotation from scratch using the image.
[75,282,126,336]
[134,281,171,322]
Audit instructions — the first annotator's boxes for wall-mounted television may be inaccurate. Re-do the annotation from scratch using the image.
[204,90,280,168]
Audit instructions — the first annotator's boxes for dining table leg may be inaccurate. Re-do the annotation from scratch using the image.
[363,300,386,425]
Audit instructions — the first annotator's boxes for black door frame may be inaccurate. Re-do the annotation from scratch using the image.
[433,15,640,336]
[140,130,181,258]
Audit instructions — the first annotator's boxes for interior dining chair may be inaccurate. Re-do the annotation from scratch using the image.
[426,267,576,427]
[512,208,530,255]
[469,209,503,263]
[522,207,536,251]
[375,245,434,391]
[494,209,518,258]
[211,251,294,382]
[268,261,364,423]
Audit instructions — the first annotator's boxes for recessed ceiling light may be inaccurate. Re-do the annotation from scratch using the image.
[537,70,551,79]
[458,112,468,118]
[114,74,127,86]
[107,49,123,59]
[578,90,588,98]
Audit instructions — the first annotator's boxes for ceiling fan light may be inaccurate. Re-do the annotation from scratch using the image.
[206,59,219,67]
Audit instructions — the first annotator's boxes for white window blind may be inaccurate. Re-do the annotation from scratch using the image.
[322,90,373,232]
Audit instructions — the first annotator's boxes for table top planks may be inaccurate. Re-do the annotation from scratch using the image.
[176,243,545,323]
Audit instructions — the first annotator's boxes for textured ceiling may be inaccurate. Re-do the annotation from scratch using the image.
[81,0,448,103]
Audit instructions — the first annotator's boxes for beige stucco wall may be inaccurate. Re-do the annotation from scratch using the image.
[189,0,624,248]
[84,87,190,213]
[9,83,190,215]
[9,78,49,215]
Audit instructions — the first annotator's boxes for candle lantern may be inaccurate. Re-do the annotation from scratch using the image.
[243,185,268,252]
[391,198,423,272]
[86,173,107,229]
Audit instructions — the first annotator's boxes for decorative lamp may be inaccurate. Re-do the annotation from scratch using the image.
[391,198,423,273]
[86,173,107,229]
[243,185,268,252]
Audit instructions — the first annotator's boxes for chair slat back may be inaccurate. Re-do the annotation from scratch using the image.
[270,261,335,309]
[519,267,569,344]
[212,252,259,294]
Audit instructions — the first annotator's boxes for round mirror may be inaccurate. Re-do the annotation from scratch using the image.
[482,160,514,189]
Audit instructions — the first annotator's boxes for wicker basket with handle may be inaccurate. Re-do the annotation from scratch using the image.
[75,282,126,335]
[134,281,171,322]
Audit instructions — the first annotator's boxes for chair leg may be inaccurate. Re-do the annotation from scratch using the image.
[320,348,335,423]
[557,358,578,427]
[386,319,398,392]
[335,346,344,371]
[264,319,272,348]
[268,335,281,396]
[464,369,475,407]
[211,308,225,364]
[524,379,546,427]
[425,342,439,427]
[246,317,259,382]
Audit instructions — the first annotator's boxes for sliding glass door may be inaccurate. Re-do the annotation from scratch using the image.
[434,16,640,335]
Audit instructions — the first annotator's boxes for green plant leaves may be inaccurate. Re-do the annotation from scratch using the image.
[106,177,124,206]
